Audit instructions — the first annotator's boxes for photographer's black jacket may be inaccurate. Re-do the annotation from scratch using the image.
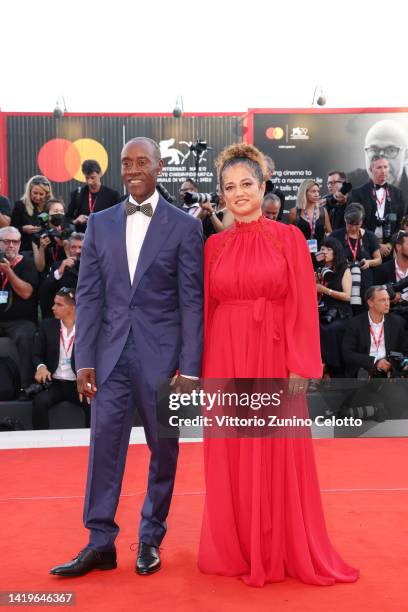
[373,259,398,285]
[33,317,75,374]
[67,185,120,232]
[351,181,406,237]
[342,312,408,377]
[322,193,351,230]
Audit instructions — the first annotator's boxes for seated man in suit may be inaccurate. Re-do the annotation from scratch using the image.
[351,156,406,261]
[67,160,120,233]
[32,288,88,429]
[341,285,408,420]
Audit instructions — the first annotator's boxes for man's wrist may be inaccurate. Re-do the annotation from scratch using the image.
[180,373,199,380]
[77,367,95,373]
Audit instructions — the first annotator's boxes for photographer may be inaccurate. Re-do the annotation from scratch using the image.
[331,204,382,314]
[179,179,201,217]
[316,237,352,377]
[32,288,88,429]
[262,193,283,222]
[31,199,74,274]
[38,232,84,318]
[263,155,285,220]
[67,160,120,233]
[374,230,408,325]
[321,170,352,230]
[11,175,54,252]
[341,286,408,420]
[0,226,39,389]
[352,155,406,261]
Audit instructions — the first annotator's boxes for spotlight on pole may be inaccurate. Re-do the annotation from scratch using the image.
[173,95,184,118]
[311,85,326,107]
[53,95,68,118]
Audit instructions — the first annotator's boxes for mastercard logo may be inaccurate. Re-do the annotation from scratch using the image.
[38,138,109,183]
[265,127,284,140]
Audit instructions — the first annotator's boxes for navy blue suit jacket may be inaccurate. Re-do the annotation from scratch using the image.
[75,194,204,386]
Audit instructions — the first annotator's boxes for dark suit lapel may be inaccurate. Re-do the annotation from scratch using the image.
[362,314,371,353]
[112,202,131,292]
[50,318,61,371]
[130,197,170,299]
[384,315,392,354]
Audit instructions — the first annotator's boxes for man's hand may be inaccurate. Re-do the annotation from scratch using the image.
[392,292,402,303]
[77,368,97,403]
[376,358,392,374]
[199,201,213,215]
[39,236,51,249]
[74,215,88,225]
[35,366,52,384]
[360,258,370,270]
[58,257,76,275]
[0,259,11,275]
[171,375,199,395]
[333,192,347,204]
[288,372,308,395]
[379,243,392,257]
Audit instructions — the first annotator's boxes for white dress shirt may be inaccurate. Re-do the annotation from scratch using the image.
[53,321,76,381]
[368,313,386,361]
[374,187,386,239]
[126,190,159,284]
[395,261,408,302]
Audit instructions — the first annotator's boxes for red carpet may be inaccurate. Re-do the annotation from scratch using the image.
[1,439,408,611]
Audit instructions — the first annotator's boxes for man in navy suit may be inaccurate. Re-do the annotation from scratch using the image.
[50,137,203,577]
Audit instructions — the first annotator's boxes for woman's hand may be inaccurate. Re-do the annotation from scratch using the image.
[39,236,51,249]
[22,224,40,234]
[288,372,308,395]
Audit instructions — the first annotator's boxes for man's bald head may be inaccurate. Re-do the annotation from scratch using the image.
[123,137,161,161]
[364,119,408,185]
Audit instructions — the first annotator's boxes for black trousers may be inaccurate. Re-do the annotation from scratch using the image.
[0,320,36,387]
[32,379,90,429]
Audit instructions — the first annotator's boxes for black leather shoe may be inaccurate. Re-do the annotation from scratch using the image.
[135,542,161,575]
[50,548,117,577]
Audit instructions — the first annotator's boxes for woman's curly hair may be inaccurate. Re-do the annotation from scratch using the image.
[216,143,267,189]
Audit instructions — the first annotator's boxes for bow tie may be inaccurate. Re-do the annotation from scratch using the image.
[375,183,387,190]
[125,200,153,217]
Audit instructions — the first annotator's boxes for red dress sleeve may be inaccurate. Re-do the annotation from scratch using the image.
[283,224,323,378]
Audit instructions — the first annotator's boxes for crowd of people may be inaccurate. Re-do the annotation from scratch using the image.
[0,150,408,429]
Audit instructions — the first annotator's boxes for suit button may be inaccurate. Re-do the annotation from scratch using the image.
[130,305,137,310]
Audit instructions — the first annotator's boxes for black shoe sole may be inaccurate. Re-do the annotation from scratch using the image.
[135,563,161,576]
[50,563,117,577]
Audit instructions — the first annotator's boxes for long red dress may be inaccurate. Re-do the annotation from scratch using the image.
[198,216,359,587]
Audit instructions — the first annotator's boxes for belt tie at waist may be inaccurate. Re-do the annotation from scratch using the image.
[220,297,282,339]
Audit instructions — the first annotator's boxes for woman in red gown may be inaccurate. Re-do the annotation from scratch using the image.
[197,144,359,587]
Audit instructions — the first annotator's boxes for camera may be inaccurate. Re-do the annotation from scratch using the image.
[0,249,6,263]
[319,306,338,324]
[384,275,408,301]
[387,352,408,377]
[340,181,352,195]
[350,261,362,306]
[376,213,397,241]
[23,380,52,399]
[73,255,81,273]
[183,191,220,207]
[32,212,74,246]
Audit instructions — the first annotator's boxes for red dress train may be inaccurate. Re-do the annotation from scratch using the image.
[197,216,359,587]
